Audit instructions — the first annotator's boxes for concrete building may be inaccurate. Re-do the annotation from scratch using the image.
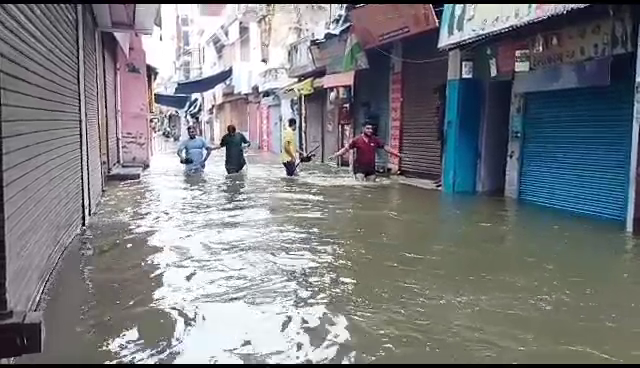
[438,4,640,232]
[0,4,160,359]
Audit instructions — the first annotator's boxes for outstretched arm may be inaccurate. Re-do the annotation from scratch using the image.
[383,145,401,158]
[241,133,251,148]
[330,141,354,159]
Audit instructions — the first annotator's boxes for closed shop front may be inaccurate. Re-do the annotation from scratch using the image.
[520,79,634,221]
[400,33,447,179]
[82,5,103,213]
[103,33,119,169]
[248,100,260,146]
[323,89,340,164]
[0,4,83,311]
[261,95,282,155]
[304,90,326,161]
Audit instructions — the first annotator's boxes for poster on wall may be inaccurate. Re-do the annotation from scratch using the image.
[461,61,474,78]
[438,4,590,49]
[260,103,269,152]
[389,72,402,170]
[525,7,633,71]
[514,50,531,72]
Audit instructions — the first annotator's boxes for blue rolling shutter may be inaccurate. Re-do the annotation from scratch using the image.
[520,82,633,221]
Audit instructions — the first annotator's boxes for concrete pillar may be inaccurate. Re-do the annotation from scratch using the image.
[117,34,151,168]
[442,50,483,193]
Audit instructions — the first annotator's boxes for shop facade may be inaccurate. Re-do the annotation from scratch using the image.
[348,4,441,174]
[439,4,640,230]
[399,32,448,179]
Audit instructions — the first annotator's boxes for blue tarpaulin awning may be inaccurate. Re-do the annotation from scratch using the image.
[154,93,190,110]
[174,68,233,95]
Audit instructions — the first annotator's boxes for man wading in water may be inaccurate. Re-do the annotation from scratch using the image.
[330,121,401,182]
[177,125,213,174]
[213,124,251,174]
[282,118,305,177]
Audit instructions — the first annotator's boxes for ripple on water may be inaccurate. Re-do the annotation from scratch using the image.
[40,142,640,364]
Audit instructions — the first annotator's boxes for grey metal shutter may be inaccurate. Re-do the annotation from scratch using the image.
[83,5,102,213]
[400,33,447,179]
[520,81,634,221]
[305,91,325,161]
[323,97,339,165]
[0,4,83,311]
[103,33,118,169]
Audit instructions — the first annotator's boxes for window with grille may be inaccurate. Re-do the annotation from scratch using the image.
[183,31,190,48]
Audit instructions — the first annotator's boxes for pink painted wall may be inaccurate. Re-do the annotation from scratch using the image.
[117,33,151,167]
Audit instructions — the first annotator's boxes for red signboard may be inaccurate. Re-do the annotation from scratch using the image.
[389,72,402,168]
[351,4,438,49]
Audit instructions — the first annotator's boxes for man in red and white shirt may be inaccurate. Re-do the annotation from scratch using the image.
[330,121,401,182]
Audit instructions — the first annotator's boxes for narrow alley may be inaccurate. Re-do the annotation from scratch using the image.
[5,3,640,364]
[19,142,640,364]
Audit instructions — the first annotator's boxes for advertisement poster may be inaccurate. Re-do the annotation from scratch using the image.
[389,72,402,169]
[438,4,590,49]
[260,103,269,152]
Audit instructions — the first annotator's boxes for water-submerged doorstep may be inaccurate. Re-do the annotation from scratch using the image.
[19,143,640,364]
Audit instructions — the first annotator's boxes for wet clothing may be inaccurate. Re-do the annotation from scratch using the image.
[283,161,297,177]
[348,135,384,174]
[353,165,377,178]
[178,136,210,174]
[220,132,250,174]
[281,127,297,163]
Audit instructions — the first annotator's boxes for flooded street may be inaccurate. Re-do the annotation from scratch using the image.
[20,140,640,364]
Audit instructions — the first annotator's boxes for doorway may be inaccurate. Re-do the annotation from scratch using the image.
[477,80,512,195]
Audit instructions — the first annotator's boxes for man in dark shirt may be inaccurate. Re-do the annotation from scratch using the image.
[330,121,401,182]
[213,124,251,174]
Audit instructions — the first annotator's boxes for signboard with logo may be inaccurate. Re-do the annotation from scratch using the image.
[438,4,590,49]
[351,4,438,50]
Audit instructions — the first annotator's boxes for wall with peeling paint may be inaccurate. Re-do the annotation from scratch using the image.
[118,33,151,167]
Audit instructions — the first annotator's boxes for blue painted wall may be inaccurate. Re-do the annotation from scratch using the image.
[443,78,483,193]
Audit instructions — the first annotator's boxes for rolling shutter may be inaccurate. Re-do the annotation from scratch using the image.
[520,82,634,221]
[305,91,325,160]
[83,5,102,213]
[400,33,447,179]
[103,33,119,169]
[0,4,83,310]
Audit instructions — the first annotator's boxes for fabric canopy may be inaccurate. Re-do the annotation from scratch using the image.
[174,68,233,95]
[154,93,190,110]
[282,78,316,96]
[186,96,203,118]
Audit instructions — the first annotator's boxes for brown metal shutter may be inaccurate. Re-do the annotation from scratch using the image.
[305,90,325,161]
[0,4,83,311]
[103,33,119,169]
[400,33,447,179]
[83,5,102,213]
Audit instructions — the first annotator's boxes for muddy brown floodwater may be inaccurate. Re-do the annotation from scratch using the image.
[18,139,640,364]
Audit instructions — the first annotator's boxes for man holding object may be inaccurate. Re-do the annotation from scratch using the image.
[282,118,305,177]
[330,121,401,182]
[177,125,213,174]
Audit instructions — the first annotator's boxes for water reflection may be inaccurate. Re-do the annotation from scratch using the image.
[20,140,640,364]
